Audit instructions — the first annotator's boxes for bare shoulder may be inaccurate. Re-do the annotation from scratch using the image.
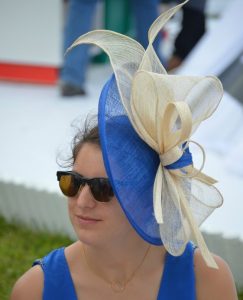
[194,249,238,300]
[10,265,43,300]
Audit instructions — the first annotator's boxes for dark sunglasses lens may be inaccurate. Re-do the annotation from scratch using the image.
[59,174,79,197]
[89,179,113,202]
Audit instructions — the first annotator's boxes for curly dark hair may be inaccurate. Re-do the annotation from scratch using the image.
[58,115,100,168]
[71,122,99,164]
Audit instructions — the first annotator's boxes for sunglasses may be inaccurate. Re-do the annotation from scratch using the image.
[56,171,114,202]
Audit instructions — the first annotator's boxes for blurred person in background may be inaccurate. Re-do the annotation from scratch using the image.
[60,0,206,98]
[165,0,207,70]
[60,0,162,97]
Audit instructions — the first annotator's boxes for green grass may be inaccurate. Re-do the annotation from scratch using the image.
[0,217,72,300]
[1,216,243,300]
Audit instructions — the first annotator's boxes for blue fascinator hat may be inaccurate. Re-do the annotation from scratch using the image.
[68,1,224,268]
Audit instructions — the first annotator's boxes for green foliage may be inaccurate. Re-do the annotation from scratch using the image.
[238,291,243,300]
[0,217,72,300]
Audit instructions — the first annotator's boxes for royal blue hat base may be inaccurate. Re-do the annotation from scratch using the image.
[98,75,163,245]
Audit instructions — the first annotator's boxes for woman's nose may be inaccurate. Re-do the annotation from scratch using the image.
[76,184,96,208]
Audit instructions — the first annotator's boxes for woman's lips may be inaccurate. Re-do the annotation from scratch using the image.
[76,215,102,225]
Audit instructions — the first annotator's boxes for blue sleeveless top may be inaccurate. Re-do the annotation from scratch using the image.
[33,243,196,299]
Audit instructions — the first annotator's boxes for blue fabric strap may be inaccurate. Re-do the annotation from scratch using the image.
[157,242,196,300]
[165,145,193,170]
[33,248,77,300]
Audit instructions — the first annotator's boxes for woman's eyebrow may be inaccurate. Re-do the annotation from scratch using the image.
[71,170,84,177]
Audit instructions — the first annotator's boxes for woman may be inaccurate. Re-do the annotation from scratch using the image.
[11,1,237,299]
[10,118,237,300]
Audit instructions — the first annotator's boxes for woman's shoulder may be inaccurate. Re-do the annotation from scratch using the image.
[10,265,43,300]
[194,249,238,300]
[10,245,72,300]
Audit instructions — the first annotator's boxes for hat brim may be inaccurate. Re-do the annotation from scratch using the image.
[98,75,162,245]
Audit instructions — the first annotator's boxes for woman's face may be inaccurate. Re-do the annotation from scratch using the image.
[68,142,135,246]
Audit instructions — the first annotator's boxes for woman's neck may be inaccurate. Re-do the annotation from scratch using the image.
[79,234,166,285]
